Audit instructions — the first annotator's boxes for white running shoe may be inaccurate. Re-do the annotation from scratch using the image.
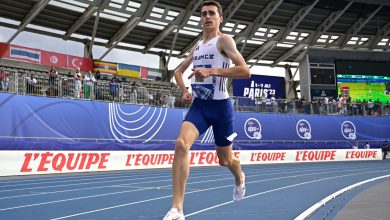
[233,172,246,201]
[163,208,185,220]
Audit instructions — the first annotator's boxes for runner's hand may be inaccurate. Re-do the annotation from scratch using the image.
[188,68,214,79]
[182,91,192,103]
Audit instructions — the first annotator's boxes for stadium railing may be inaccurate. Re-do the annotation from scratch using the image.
[1,69,389,116]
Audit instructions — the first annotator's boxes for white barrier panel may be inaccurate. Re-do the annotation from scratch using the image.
[0,149,382,176]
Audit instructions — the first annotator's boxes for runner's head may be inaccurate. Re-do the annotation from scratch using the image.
[200,1,223,30]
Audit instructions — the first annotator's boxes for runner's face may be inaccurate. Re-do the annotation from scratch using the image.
[201,5,222,30]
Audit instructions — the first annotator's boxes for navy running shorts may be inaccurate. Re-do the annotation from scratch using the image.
[184,98,235,147]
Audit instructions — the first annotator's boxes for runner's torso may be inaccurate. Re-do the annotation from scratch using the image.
[191,35,231,100]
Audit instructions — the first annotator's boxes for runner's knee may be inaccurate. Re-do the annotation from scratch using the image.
[175,138,189,156]
[218,157,231,167]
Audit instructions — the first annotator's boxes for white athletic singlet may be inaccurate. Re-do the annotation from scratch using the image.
[191,35,231,100]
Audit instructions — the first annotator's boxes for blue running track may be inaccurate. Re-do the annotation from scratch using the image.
[0,160,389,220]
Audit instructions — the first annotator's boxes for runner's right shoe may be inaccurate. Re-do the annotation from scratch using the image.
[163,208,185,220]
[233,172,246,201]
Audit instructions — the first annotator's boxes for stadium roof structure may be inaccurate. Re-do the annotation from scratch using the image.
[1,0,390,70]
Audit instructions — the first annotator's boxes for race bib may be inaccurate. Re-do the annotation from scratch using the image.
[191,64,215,100]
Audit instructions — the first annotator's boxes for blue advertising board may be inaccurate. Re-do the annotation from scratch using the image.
[0,93,389,150]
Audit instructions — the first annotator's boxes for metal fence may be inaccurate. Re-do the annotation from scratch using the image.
[232,96,390,116]
[1,70,188,108]
[1,70,389,116]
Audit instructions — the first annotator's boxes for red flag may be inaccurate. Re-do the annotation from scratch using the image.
[141,66,148,79]
[0,42,10,58]
[67,55,93,72]
[41,51,67,68]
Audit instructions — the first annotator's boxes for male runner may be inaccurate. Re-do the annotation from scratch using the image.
[163,1,250,219]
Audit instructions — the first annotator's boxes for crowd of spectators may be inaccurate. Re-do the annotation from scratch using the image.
[285,96,390,116]
[0,67,9,91]
[0,65,186,108]
[1,65,389,116]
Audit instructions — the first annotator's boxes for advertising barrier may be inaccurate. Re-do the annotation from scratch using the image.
[1,93,390,149]
[0,94,387,176]
[0,149,381,176]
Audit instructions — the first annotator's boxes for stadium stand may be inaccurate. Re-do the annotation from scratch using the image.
[1,59,389,116]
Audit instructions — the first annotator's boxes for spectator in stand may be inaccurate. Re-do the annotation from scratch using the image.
[26,74,37,94]
[93,71,102,100]
[48,66,58,87]
[337,95,344,115]
[346,96,352,115]
[323,96,329,114]
[0,68,9,91]
[155,90,162,106]
[332,98,337,114]
[146,91,153,105]
[260,91,267,112]
[303,98,311,114]
[352,141,359,149]
[62,78,72,97]
[365,142,370,149]
[385,101,390,116]
[130,81,138,104]
[95,69,101,81]
[83,71,94,99]
[382,140,388,160]
[0,68,3,91]
[367,99,373,115]
[109,77,119,101]
[374,99,381,116]
[74,68,82,98]
[352,100,359,116]
[312,97,319,114]
[271,94,277,113]
[118,82,125,102]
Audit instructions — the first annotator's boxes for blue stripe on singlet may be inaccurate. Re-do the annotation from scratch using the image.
[219,62,229,92]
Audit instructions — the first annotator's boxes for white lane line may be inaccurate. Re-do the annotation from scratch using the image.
[0,174,165,193]
[294,174,390,220]
[51,194,173,220]
[0,163,276,186]
[0,169,170,185]
[0,163,242,186]
[0,167,235,193]
[0,171,169,189]
[185,170,390,218]
[0,166,225,188]
[1,167,376,212]
[0,168,301,199]
[0,165,338,193]
[0,187,150,212]
[0,166,357,200]
[0,163,370,194]
[47,168,382,219]
[0,162,371,187]
[0,169,332,207]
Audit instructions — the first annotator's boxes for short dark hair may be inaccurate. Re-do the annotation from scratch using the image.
[201,1,223,16]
